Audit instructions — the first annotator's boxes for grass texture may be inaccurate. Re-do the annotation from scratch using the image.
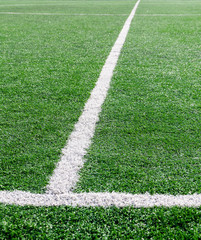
[1,205,201,239]
[0,1,135,14]
[76,2,201,195]
[138,1,201,14]
[1,0,201,238]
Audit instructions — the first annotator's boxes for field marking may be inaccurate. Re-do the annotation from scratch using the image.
[0,2,133,7]
[0,12,127,16]
[141,1,201,3]
[0,4,76,7]
[0,0,142,207]
[46,0,141,194]
[0,3,97,7]
[1,191,201,207]
[1,12,200,17]
[1,0,201,208]
[136,13,201,16]
[0,1,199,8]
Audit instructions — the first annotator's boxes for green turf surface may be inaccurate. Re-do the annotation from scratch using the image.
[0,1,135,14]
[0,5,131,192]
[138,0,201,14]
[1,205,201,239]
[1,0,201,238]
[76,3,201,195]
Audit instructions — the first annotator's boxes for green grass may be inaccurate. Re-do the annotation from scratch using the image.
[0,1,135,14]
[0,7,130,192]
[76,3,201,195]
[1,0,201,238]
[1,205,201,239]
[138,1,201,14]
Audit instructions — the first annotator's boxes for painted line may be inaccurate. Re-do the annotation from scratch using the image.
[0,4,72,7]
[1,0,201,208]
[136,13,201,17]
[46,0,141,194]
[141,1,201,3]
[1,191,201,207]
[0,1,199,7]
[0,3,95,7]
[0,2,133,7]
[0,12,127,16]
[1,12,200,17]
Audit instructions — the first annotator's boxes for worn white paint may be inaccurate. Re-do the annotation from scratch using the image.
[1,12,200,17]
[137,13,201,16]
[46,0,141,194]
[1,0,200,208]
[0,12,127,16]
[1,191,201,207]
[0,0,143,207]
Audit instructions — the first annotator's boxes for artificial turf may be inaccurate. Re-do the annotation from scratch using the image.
[1,0,201,238]
[1,205,201,239]
[138,1,201,15]
[76,1,201,195]
[0,1,135,15]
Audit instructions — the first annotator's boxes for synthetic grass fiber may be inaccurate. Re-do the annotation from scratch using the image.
[1,205,201,239]
[1,0,201,238]
[0,1,135,14]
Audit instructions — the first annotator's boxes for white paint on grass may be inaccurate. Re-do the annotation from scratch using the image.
[0,3,97,7]
[46,0,141,194]
[1,12,200,18]
[137,13,201,17]
[141,1,201,4]
[0,12,127,16]
[1,0,201,208]
[1,191,201,207]
[1,12,200,17]
[0,0,143,207]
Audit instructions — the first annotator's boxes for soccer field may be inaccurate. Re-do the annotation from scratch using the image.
[1,0,201,238]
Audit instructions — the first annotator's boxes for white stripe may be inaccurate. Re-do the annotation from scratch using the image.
[1,13,200,17]
[1,0,201,207]
[136,13,201,17]
[1,191,201,207]
[0,3,95,7]
[141,2,201,3]
[0,2,134,7]
[0,4,73,7]
[1,12,199,17]
[46,0,141,194]
[0,12,127,16]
